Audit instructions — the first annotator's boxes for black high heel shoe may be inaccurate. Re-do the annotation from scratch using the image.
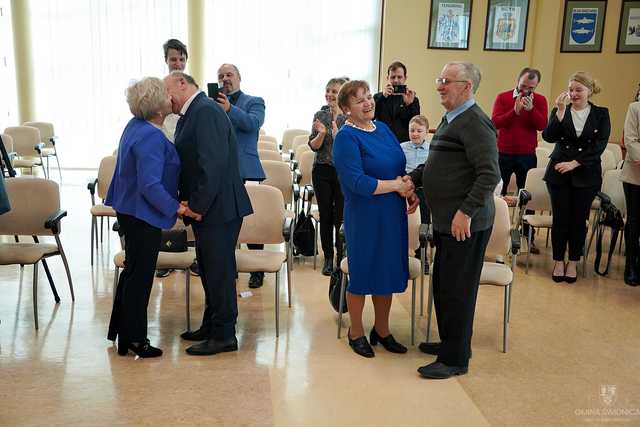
[348,329,374,358]
[118,337,163,358]
[552,262,565,283]
[564,262,577,284]
[369,327,407,354]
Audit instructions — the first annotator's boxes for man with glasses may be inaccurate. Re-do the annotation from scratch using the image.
[407,62,500,379]
[491,68,548,254]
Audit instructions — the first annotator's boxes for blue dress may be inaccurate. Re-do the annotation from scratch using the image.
[333,121,409,295]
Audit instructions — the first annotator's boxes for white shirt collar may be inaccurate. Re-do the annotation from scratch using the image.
[180,90,202,116]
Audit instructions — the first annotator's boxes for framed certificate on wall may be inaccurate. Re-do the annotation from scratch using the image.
[483,0,530,51]
[427,1,474,50]
[617,0,640,52]
[560,0,608,53]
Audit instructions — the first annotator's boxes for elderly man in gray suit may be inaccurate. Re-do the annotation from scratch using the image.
[407,62,500,379]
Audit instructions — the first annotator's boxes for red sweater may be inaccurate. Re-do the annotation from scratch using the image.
[491,90,548,155]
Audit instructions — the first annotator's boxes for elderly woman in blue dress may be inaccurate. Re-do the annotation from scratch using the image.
[333,80,418,358]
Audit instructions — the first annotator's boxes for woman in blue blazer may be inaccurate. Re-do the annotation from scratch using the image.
[106,77,187,358]
[542,72,611,284]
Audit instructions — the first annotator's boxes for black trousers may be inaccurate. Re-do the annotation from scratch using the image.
[192,217,243,340]
[108,213,161,343]
[547,182,598,261]
[623,182,640,265]
[432,228,492,367]
[499,153,536,241]
[312,164,344,259]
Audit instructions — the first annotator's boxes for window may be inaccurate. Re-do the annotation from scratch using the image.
[0,0,18,131]
[204,0,383,138]
[29,0,187,168]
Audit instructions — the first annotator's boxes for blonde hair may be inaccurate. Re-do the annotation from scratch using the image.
[409,115,429,129]
[126,77,167,120]
[337,80,370,111]
[569,71,601,96]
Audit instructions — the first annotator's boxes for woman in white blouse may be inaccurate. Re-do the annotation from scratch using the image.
[541,72,611,284]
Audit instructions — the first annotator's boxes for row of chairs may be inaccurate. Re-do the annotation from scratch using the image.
[1,122,62,180]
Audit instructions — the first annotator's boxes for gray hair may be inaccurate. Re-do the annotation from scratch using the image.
[126,77,167,120]
[167,70,199,88]
[446,61,481,94]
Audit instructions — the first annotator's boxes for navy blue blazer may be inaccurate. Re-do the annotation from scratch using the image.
[105,118,180,229]
[228,91,266,181]
[174,92,253,224]
[542,103,611,188]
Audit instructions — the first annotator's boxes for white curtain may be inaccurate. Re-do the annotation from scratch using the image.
[0,0,18,132]
[204,0,383,139]
[29,0,187,168]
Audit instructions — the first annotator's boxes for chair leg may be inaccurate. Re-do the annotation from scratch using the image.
[41,259,60,303]
[313,222,318,270]
[425,272,434,343]
[186,269,191,331]
[46,156,50,179]
[100,217,104,243]
[54,153,62,181]
[113,267,119,303]
[275,269,280,338]
[503,285,510,353]
[420,246,426,316]
[411,279,416,345]
[337,272,347,339]
[525,226,533,274]
[286,251,293,308]
[55,235,75,301]
[91,216,96,265]
[33,262,39,330]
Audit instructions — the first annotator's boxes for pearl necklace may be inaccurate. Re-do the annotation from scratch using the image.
[345,119,376,132]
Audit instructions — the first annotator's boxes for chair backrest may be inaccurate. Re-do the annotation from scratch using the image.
[523,167,551,212]
[282,129,309,152]
[601,169,627,216]
[407,207,421,252]
[601,150,616,174]
[538,141,555,151]
[97,155,117,200]
[535,147,551,168]
[291,134,310,154]
[238,185,285,244]
[294,143,311,160]
[0,177,60,236]
[23,122,55,147]
[258,140,278,152]
[1,133,14,152]
[485,197,511,260]
[261,159,292,202]
[258,149,282,162]
[259,135,278,145]
[605,143,623,165]
[298,150,315,186]
[4,126,41,157]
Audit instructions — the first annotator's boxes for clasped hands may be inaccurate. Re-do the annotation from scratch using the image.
[177,201,202,221]
[396,176,420,214]
[554,160,580,174]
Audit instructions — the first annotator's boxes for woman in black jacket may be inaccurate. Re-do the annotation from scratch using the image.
[542,71,611,284]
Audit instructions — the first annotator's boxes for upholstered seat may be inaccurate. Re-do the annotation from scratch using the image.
[114,248,196,270]
[522,213,553,228]
[479,262,513,287]
[90,204,116,217]
[235,249,287,273]
[0,243,59,265]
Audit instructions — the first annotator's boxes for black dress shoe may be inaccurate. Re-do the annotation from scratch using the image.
[180,328,210,341]
[418,341,441,355]
[624,257,640,286]
[418,361,468,379]
[155,268,173,278]
[189,262,200,276]
[321,258,333,276]
[369,327,407,353]
[118,338,163,358]
[552,262,565,283]
[248,272,264,288]
[348,330,375,358]
[186,337,238,356]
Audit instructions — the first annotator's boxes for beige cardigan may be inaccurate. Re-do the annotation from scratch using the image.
[622,102,640,185]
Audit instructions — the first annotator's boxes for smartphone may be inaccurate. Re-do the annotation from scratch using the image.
[392,84,407,94]
[207,82,221,98]
[520,89,531,97]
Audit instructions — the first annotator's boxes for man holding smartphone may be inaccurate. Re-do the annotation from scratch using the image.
[214,63,267,289]
[492,68,548,253]
[373,61,421,142]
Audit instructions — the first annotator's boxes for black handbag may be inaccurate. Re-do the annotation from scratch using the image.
[594,196,625,276]
[329,269,348,313]
[293,187,316,256]
[159,229,188,253]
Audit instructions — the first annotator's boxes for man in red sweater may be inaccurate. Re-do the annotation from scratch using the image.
[492,68,548,252]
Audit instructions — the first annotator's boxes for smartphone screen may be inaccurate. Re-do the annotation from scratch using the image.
[207,83,220,98]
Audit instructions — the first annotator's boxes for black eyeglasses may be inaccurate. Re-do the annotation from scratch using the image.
[435,78,469,86]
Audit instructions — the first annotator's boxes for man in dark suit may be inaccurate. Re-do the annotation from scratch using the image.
[164,71,253,356]
[407,62,500,379]
[214,63,267,289]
